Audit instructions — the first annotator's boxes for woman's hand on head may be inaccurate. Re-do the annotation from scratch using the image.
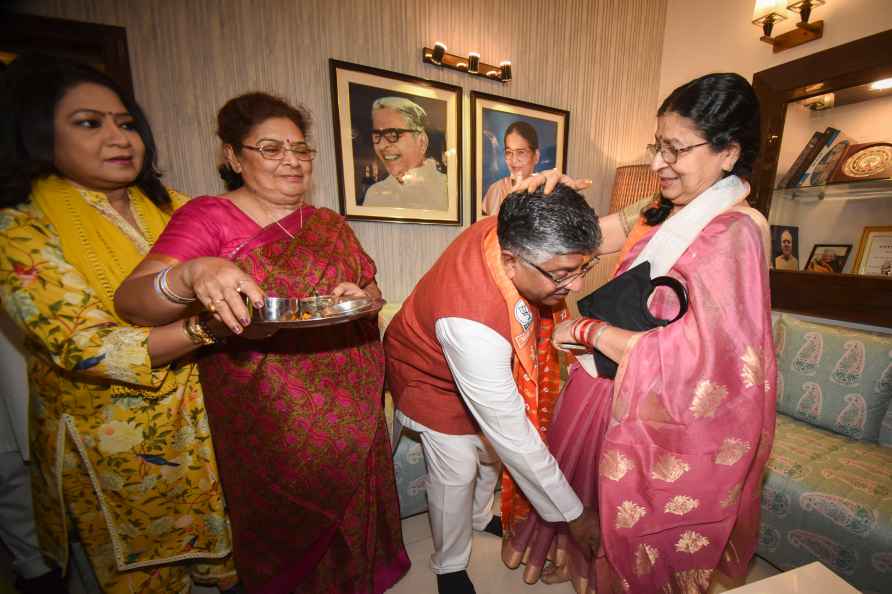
[181,257,264,334]
[510,168,592,195]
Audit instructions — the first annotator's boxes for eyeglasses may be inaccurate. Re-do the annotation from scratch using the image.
[371,128,420,144]
[504,148,533,162]
[521,256,599,287]
[646,141,710,164]
[240,141,317,161]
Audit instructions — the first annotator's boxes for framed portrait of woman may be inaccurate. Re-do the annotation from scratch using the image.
[470,91,569,221]
[329,59,462,225]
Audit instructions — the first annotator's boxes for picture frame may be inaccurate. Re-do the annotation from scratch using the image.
[0,13,133,96]
[851,226,892,276]
[329,59,462,225]
[770,225,800,271]
[470,91,569,221]
[804,243,853,274]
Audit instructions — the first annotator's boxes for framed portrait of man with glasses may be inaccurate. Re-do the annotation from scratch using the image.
[470,91,569,222]
[329,59,462,225]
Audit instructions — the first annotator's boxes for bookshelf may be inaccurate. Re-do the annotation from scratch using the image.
[772,178,892,203]
[752,30,892,327]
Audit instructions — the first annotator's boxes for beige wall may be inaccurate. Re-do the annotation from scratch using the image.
[15,0,667,302]
[659,0,892,101]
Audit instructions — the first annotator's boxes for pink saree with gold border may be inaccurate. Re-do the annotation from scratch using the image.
[508,208,776,594]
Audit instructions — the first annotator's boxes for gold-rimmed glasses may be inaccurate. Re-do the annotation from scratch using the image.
[240,141,317,161]
[520,256,599,287]
[645,141,710,164]
[504,148,534,162]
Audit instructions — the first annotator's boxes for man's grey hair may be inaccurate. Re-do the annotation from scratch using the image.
[497,185,601,263]
[372,96,428,131]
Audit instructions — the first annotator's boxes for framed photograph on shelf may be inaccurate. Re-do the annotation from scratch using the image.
[804,243,853,274]
[329,59,462,225]
[770,225,800,271]
[470,91,569,221]
[852,226,892,276]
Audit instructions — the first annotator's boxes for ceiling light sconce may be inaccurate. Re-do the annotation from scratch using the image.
[870,78,892,91]
[753,0,826,53]
[422,44,512,83]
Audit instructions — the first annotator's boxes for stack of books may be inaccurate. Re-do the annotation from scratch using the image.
[776,126,852,189]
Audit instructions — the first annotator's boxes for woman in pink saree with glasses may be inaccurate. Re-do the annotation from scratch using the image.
[504,73,777,594]
[115,93,409,594]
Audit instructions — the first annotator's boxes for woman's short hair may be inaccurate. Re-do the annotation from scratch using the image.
[0,53,169,209]
[645,72,761,226]
[504,121,539,151]
[216,92,311,190]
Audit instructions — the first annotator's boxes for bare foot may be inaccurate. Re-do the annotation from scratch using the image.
[541,560,571,584]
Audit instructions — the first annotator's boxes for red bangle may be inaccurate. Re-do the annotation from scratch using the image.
[572,318,604,346]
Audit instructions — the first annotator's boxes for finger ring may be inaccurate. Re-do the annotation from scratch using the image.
[235,281,244,293]
[208,303,216,312]
[215,298,225,303]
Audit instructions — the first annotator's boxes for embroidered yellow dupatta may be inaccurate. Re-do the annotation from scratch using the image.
[29,175,182,322]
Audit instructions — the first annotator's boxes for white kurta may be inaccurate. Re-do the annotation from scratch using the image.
[363,159,448,211]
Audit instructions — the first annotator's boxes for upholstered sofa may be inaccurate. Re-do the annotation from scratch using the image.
[758,315,892,594]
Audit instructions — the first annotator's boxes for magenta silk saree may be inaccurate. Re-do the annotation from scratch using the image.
[194,206,409,594]
[508,209,777,594]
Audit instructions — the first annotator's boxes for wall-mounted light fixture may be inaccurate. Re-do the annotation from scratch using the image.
[753,0,826,53]
[422,43,512,83]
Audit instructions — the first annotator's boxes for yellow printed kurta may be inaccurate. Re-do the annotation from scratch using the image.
[0,187,232,577]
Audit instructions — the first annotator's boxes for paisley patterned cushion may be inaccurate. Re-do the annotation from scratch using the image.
[759,415,892,593]
[774,315,892,443]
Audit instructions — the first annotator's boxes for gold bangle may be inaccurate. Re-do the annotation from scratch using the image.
[183,315,215,346]
[592,323,610,352]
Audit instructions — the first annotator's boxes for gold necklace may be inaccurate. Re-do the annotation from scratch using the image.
[252,192,302,239]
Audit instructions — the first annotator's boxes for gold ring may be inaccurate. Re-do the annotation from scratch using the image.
[235,282,244,293]
[215,298,225,302]
[208,303,216,312]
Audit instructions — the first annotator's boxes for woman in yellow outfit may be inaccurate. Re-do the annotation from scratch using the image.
[0,56,239,593]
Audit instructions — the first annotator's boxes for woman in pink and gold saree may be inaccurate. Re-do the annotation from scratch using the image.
[115,93,409,594]
[504,73,776,594]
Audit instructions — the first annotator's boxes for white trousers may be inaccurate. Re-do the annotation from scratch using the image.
[396,412,502,574]
[0,451,53,579]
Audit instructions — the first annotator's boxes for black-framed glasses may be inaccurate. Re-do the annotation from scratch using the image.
[371,128,420,144]
[240,141,317,161]
[646,141,710,164]
[521,256,599,287]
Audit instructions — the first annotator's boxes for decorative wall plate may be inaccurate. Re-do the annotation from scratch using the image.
[829,142,892,183]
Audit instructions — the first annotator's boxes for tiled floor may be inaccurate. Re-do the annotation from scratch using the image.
[192,500,781,594]
[386,509,781,594]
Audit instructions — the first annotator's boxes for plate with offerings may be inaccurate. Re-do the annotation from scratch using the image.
[249,295,385,328]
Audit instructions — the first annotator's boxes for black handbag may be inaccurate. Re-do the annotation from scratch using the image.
[576,261,689,378]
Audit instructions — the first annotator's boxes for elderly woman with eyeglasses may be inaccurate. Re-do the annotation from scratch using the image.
[504,73,776,594]
[114,92,409,594]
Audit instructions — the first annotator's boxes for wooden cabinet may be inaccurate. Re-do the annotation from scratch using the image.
[752,29,892,327]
